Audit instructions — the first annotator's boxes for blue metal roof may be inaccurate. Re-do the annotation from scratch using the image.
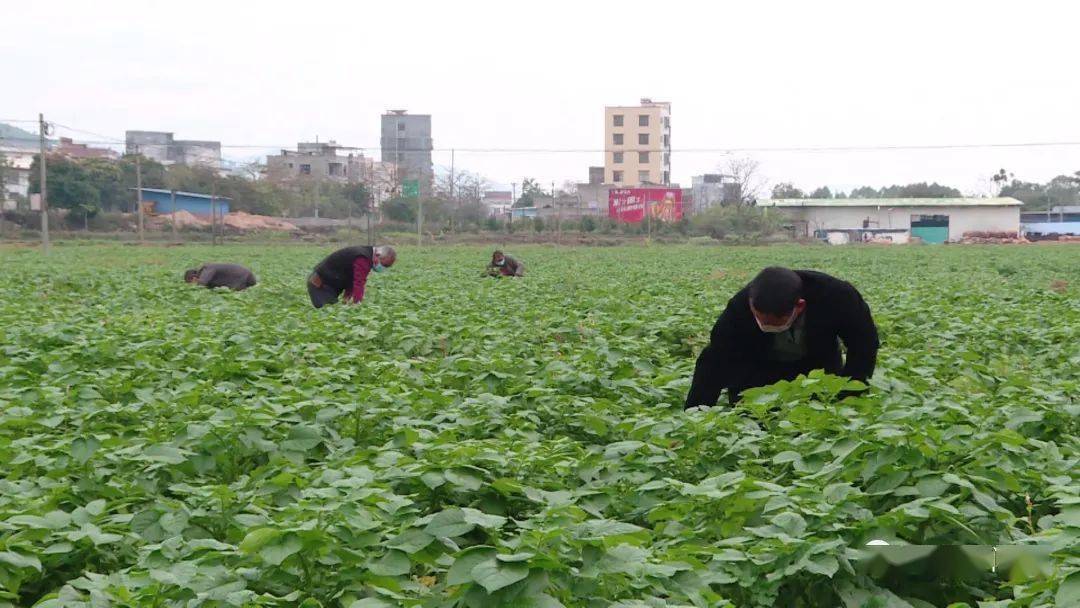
[130,187,231,201]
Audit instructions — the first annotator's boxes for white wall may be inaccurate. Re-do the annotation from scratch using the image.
[774,205,1020,241]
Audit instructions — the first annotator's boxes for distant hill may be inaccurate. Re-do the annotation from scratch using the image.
[0,122,55,149]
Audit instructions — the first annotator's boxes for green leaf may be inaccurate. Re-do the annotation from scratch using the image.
[348,600,395,608]
[425,508,475,538]
[386,529,434,554]
[804,554,838,577]
[71,436,99,464]
[143,444,188,464]
[239,528,282,554]
[447,546,497,585]
[0,551,41,571]
[368,550,411,576]
[260,533,303,566]
[470,558,529,593]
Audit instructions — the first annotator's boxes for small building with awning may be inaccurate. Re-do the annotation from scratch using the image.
[131,188,230,217]
[760,197,1022,244]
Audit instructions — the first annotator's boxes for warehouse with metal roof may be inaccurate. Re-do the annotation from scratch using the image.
[760,197,1022,244]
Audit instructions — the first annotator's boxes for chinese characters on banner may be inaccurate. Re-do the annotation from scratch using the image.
[608,188,683,223]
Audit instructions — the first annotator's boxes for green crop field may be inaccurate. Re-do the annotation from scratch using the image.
[0,243,1077,608]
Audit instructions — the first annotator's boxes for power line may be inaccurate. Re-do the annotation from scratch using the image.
[15,119,1080,154]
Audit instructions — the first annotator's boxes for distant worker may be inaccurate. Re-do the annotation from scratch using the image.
[685,267,879,408]
[307,245,396,308]
[184,263,257,291]
[485,250,524,277]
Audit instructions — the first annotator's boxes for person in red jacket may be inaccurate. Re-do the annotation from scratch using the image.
[307,245,396,308]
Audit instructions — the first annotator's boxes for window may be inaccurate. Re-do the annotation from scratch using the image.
[397,123,406,131]
[663,153,670,165]
[613,114,624,127]
[397,153,405,162]
[613,133,624,145]
[287,163,294,169]
[300,164,311,175]
[613,152,624,163]
[662,134,670,147]
[638,170,650,183]
[638,151,649,163]
[662,171,670,184]
[638,133,649,145]
[613,170,623,183]
[639,114,649,127]
[664,116,670,129]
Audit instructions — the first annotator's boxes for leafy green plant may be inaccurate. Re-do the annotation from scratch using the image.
[0,243,1075,607]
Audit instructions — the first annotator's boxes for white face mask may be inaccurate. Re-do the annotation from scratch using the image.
[494,259,505,266]
[755,308,799,333]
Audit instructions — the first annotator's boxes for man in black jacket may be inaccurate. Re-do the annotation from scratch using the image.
[184,263,257,291]
[307,245,396,308]
[685,266,879,408]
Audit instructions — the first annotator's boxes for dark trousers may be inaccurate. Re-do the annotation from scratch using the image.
[307,274,342,308]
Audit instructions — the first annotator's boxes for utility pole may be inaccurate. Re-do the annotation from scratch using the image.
[135,146,144,243]
[210,179,218,246]
[646,193,652,242]
[553,181,561,245]
[417,197,423,247]
[449,148,455,233]
[38,113,49,254]
[170,189,178,241]
[314,181,320,219]
[510,182,516,234]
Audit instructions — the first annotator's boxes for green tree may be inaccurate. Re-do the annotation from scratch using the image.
[382,197,416,223]
[809,186,833,198]
[533,216,545,232]
[690,204,783,240]
[581,216,597,232]
[28,154,101,224]
[515,178,544,208]
[771,182,805,199]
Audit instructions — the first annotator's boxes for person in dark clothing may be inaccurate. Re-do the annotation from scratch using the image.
[307,245,396,308]
[184,263,257,291]
[485,250,524,277]
[685,267,879,408]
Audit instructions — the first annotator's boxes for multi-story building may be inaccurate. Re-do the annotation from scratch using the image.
[266,141,365,183]
[125,131,222,169]
[0,123,45,206]
[266,141,400,209]
[604,98,671,186]
[380,110,433,197]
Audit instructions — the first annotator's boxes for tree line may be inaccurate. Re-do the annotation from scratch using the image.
[25,153,372,221]
[770,170,1080,210]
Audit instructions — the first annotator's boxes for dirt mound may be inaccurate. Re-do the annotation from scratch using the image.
[222,212,298,232]
[960,231,1029,244]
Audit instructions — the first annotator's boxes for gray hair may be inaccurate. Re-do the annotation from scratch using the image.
[375,245,397,262]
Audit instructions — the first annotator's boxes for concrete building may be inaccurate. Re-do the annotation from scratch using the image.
[604,98,671,186]
[380,110,433,197]
[0,123,45,206]
[0,146,35,206]
[691,174,735,213]
[761,197,1022,244]
[482,190,513,216]
[57,137,119,160]
[125,131,222,169]
[266,141,366,183]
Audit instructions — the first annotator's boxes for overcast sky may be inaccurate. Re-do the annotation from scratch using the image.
[6,0,1080,195]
